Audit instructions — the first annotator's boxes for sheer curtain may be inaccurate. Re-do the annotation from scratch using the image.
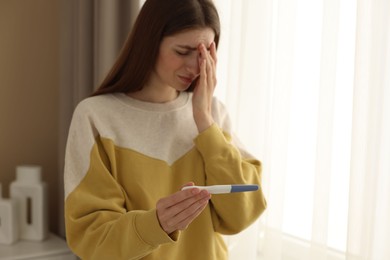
[213,0,390,259]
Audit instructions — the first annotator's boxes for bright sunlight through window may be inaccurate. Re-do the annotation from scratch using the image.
[214,0,357,256]
[281,0,355,253]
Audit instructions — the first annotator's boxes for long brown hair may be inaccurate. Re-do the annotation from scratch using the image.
[92,0,220,96]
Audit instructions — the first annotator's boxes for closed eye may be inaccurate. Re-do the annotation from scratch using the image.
[175,50,191,56]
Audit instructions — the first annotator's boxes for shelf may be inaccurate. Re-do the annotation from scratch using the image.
[0,233,77,260]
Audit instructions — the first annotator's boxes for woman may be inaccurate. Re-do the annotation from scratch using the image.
[64,0,266,259]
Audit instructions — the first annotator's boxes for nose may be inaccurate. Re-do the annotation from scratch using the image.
[185,55,200,75]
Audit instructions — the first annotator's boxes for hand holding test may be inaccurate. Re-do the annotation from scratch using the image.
[181,184,259,194]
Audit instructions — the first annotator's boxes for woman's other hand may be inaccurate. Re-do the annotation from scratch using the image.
[156,182,211,235]
[192,42,217,133]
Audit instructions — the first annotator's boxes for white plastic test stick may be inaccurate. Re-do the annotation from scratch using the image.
[181,184,259,194]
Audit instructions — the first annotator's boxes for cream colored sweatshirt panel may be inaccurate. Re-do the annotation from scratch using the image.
[64,100,98,199]
[83,93,199,166]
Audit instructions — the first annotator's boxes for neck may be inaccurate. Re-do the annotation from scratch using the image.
[127,86,179,103]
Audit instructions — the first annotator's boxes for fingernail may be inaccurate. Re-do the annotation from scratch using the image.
[201,190,209,196]
[192,188,200,195]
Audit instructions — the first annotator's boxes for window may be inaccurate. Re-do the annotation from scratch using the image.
[213,0,357,258]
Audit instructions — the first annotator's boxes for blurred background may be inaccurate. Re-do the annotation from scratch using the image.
[1,0,63,236]
[0,0,140,238]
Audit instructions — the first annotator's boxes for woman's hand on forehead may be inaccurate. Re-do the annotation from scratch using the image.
[192,41,217,133]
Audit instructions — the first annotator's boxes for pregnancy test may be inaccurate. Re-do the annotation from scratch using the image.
[181,184,259,194]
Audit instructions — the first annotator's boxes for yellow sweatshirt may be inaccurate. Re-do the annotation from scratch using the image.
[64,92,266,260]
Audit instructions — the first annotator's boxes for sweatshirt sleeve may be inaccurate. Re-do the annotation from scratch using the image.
[193,100,267,235]
[64,101,177,260]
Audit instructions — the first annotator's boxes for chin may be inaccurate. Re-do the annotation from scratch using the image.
[174,83,192,92]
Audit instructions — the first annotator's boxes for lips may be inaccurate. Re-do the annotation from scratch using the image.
[178,75,195,85]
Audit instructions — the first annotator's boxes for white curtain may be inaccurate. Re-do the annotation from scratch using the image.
[213,0,390,259]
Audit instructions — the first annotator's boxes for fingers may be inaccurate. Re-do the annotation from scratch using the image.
[199,43,216,73]
[199,42,217,65]
[199,57,207,89]
[202,42,216,84]
[198,42,217,98]
[157,190,210,234]
[156,187,211,235]
[164,190,209,230]
[192,42,217,132]
[173,197,209,231]
[210,41,217,64]
[209,42,217,86]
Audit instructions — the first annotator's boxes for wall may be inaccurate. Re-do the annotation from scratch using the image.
[0,0,61,235]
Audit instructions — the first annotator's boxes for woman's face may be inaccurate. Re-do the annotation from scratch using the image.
[150,27,215,92]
